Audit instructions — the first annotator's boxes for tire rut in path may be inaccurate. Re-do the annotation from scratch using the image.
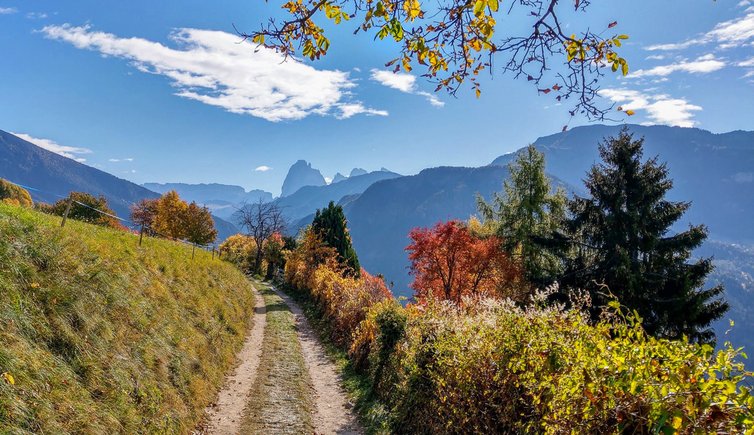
[198,284,266,435]
[270,286,363,435]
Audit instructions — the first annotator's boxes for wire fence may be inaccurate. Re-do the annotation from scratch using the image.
[3,178,221,260]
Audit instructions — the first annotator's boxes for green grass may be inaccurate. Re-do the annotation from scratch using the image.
[278,283,391,434]
[240,281,313,434]
[0,204,256,434]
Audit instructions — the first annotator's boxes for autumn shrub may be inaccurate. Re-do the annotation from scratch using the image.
[0,179,33,207]
[219,233,257,271]
[284,243,754,433]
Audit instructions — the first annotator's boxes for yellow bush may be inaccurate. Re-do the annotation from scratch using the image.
[0,179,32,208]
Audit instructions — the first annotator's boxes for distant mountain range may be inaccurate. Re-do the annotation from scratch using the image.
[142,182,272,219]
[0,130,238,242]
[278,168,402,225]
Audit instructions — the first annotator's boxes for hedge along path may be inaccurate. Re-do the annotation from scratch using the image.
[270,285,363,435]
[198,282,267,435]
[240,282,315,434]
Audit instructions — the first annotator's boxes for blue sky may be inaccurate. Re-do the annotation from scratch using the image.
[1,0,752,195]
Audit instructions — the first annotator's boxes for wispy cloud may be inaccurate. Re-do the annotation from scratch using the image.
[629,54,726,78]
[0,6,17,14]
[370,69,445,107]
[26,12,48,19]
[108,157,134,162]
[646,8,754,51]
[12,132,92,162]
[599,88,702,127]
[41,24,385,122]
[254,165,272,172]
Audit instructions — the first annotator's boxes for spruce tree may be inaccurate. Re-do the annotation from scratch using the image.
[478,145,566,287]
[312,201,361,276]
[556,129,727,342]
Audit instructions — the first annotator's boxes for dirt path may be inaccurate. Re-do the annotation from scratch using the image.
[199,284,267,435]
[241,284,314,434]
[270,286,363,435]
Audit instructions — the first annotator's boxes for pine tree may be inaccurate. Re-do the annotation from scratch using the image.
[556,129,728,342]
[478,145,566,287]
[312,201,360,276]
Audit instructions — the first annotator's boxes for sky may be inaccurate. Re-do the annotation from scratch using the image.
[1,0,753,195]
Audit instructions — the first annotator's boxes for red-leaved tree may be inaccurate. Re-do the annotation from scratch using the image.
[406,220,521,304]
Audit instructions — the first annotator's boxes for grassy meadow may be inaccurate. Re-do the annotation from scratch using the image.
[0,203,255,434]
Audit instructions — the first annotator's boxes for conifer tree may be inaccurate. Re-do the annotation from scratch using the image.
[555,129,728,342]
[478,145,566,287]
[312,201,360,276]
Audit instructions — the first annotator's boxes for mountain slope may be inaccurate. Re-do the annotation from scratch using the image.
[0,129,158,218]
[492,124,754,243]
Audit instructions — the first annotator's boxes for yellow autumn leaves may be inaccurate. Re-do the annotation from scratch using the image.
[1,372,14,386]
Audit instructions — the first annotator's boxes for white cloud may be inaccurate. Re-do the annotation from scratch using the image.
[324,176,333,184]
[645,9,754,51]
[599,88,702,127]
[370,69,445,107]
[630,55,726,78]
[733,172,754,183]
[0,7,17,14]
[645,54,666,60]
[26,12,48,19]
[739,57,754,67]
[254,165,272,172]
[336,103,389,119]
[42,24,385,122]
[108,157,134,162]
[12,132,92,162]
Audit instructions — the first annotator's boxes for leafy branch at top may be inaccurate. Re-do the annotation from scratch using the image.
[242,0,633,122]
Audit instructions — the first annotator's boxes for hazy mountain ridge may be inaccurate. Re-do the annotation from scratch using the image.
[143,182,272,220]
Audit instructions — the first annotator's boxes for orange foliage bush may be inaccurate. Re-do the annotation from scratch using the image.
[285,228,392,347]
[406,220,523,304]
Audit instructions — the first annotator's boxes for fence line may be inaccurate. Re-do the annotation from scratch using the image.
[2,178,220,259]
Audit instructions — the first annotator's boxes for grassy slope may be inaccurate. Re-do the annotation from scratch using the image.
[0,204,255,434]
[240,282,313,434]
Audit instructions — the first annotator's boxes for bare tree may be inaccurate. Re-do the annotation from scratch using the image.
[234,199,287,273]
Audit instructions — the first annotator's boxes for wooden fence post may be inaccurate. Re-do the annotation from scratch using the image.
[192,244,196,260]
[138,224,144,246]
[60,198,73,228]
[212,247,215,260]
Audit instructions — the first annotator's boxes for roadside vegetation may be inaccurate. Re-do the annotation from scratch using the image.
[0,203,254,433]
[273,131,754,433]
